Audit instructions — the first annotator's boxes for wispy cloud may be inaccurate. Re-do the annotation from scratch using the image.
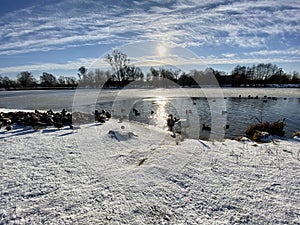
[0,57,108,74]
[2,45,300,74]
[0,0,299,73]
[246,49,300,56]
[1,0,299,54]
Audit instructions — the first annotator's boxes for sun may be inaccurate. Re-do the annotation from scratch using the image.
[157,44,167,57]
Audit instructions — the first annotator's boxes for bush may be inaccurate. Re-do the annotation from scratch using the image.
[246,118,285,139]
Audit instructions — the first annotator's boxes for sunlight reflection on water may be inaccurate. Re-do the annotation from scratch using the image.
[149,97,168,129]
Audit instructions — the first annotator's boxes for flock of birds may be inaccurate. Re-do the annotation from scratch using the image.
[132,106,227,137]
[130,93,291,136]
[0,105,204,138]
[0,109,112,132]
[225,94,287,102]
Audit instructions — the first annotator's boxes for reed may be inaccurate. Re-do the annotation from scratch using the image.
[246,118,286,140]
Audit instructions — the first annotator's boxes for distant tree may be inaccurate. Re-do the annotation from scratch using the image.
[253,63,281,81]
[104,49,144,87]
[78,66,87,80]
[105,49,130,83]
[85,70,95,87]
[40,72,57,87]
[291,71,300,84]
[150,67,159,78]
[57,76,66,87]
[94,69,111,86]
[178,72,193,87]
[0,75,15,89]
[125,65,144,81]
[17,71,36,88]
[160,67,175,81]
[173,69,182,81]
[65,77,77,87]
[232,65,247,86]
[190,69,204,82]
[0,75,4,88]
[149,67,160,87]
[268,73,291,84]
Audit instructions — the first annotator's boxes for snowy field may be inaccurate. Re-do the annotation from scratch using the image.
[1,113,300,224]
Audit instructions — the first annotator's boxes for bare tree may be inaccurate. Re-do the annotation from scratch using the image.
[105,49,130,83]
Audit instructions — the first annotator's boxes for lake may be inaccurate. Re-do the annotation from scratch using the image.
[1,88,299,139]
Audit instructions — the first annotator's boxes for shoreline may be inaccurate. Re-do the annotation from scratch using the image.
[1,107,299,143]
[1,85,299,92]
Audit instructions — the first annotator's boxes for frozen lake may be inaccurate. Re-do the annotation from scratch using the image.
[0,88,299,138]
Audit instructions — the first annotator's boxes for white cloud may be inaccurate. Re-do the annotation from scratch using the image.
[0,0,300,72]
[1,0,298,54]
[0,57,109,74]
[222,53,236,58]
[246,49,300,56]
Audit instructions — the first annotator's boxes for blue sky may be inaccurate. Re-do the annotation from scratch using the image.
[0,0,300,78]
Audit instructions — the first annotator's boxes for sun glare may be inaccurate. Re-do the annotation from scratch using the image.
[157,44,167,57]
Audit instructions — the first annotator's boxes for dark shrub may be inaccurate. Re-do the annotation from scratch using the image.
[246,119,285,139]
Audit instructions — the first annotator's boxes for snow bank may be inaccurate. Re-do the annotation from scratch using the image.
[1,117,300,224]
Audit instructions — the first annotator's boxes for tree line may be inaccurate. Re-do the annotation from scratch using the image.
[0,50,299,90]
[0,72,78,89]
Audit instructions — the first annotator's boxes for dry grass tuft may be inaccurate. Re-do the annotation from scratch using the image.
[246,118,285,140]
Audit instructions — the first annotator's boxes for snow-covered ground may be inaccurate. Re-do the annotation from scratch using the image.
[1,113,300,224]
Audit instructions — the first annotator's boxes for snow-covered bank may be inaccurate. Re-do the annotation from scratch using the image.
[1,118,300,224]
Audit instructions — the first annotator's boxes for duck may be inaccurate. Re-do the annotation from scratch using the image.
[97,116,106,123]
[6,125,13,131]
[167,114,175,132]
[54,121,64,129]
[133,108,140,116]
[174,110,192,134]
[95,110,107,123]
[202,124,211,131]
[94,110,100,121]
[105,111,112,119]
[69,124,80,130]
[32,121,47,130]
[224,124,230,129]
[1,118,12,126]
[61,108,67,115]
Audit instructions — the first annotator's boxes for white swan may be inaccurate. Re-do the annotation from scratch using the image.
[174,109,192,134]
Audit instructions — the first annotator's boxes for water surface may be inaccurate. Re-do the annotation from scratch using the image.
[1,88,299,139]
